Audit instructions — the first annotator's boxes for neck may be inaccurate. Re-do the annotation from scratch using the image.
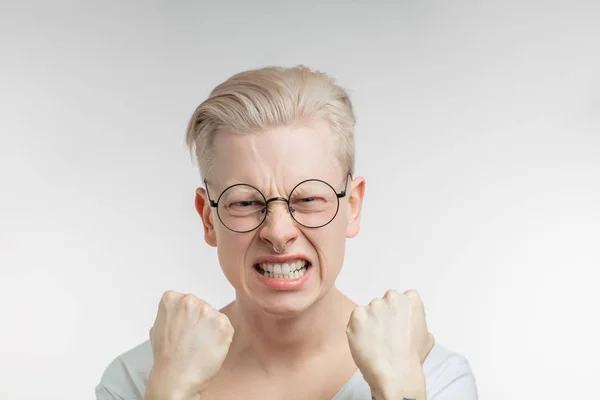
[224,286,356,373]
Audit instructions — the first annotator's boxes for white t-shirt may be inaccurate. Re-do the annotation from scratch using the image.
[96,340,478,399]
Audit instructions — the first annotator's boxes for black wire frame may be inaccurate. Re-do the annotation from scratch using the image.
[204,172,352,233]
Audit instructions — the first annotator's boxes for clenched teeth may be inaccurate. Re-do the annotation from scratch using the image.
[256,260,309,279]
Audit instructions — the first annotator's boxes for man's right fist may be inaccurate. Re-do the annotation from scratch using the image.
[145,291,234,400]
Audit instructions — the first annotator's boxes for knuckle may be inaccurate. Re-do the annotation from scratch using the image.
[181,293,199,309]
[350,306,367,323]
[161,290,180,303]
[216,312,230,324]
[348,308,358,323]
[384,289,401,300]
[368,297,384,309]
[197,301,212,315]
[216,314,233,336]
[405,290,424,308]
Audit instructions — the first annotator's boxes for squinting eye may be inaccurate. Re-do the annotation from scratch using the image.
[234,201,257,207]
[226,200,264,210]
[296,197,325,203]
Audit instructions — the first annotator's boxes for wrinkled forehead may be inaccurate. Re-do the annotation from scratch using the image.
[209,121,345,192]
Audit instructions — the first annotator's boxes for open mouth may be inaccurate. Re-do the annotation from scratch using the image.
[254,260,311,280]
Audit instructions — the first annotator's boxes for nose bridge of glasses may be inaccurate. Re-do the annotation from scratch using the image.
[262,196,294,226]
[265,196,292,215]
[266,196,289,205]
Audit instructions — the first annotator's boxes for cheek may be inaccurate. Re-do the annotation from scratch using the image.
[215,228,253,280]
[309,217,347,270]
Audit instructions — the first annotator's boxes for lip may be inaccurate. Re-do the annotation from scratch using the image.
[253,253,311,266]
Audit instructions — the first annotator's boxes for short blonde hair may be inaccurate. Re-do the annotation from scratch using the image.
[184,65,356,180]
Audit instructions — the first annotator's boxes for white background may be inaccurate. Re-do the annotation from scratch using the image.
[1,1,599,399]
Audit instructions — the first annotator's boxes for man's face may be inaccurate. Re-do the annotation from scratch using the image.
[195,119,365,316]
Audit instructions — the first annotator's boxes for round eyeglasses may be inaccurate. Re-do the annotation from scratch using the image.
[205,174,351,233]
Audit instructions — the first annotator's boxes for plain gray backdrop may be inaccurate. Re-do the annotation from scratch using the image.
[1,1,599,399]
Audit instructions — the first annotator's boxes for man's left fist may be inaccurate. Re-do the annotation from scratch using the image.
[346,289,435,399]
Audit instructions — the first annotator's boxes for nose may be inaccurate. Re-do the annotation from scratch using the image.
[258,199,298,251]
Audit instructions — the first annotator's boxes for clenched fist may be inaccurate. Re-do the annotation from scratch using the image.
[145,291,234,400]
[346,289,435,400]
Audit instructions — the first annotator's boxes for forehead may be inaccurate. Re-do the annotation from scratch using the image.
[211,119,344,189]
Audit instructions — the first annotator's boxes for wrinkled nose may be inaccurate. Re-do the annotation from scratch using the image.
[258,200,297,252]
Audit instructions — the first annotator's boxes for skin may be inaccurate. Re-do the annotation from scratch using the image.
[146,118,434,400]
[201,118,361,319]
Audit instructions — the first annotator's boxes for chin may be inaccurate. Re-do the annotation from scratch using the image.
[237,279,327,319]
[255,293,318,318]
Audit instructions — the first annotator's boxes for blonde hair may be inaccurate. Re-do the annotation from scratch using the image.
[184,65,356,180]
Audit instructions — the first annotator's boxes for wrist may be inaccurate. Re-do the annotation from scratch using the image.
[145,385,202,400]
[370,384,425,400]
[145,368,205,400]
[368,358,425,400]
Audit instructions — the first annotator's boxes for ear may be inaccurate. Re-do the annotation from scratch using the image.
[346,176,365,238]
[195,187,217,247]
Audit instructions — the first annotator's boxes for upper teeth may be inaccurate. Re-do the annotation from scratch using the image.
[258,260,307,274]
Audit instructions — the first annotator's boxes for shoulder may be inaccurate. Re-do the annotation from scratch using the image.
[423,343,479,399]
[95,340,153,400]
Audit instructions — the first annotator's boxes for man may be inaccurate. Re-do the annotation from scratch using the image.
[96,65,478,399]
